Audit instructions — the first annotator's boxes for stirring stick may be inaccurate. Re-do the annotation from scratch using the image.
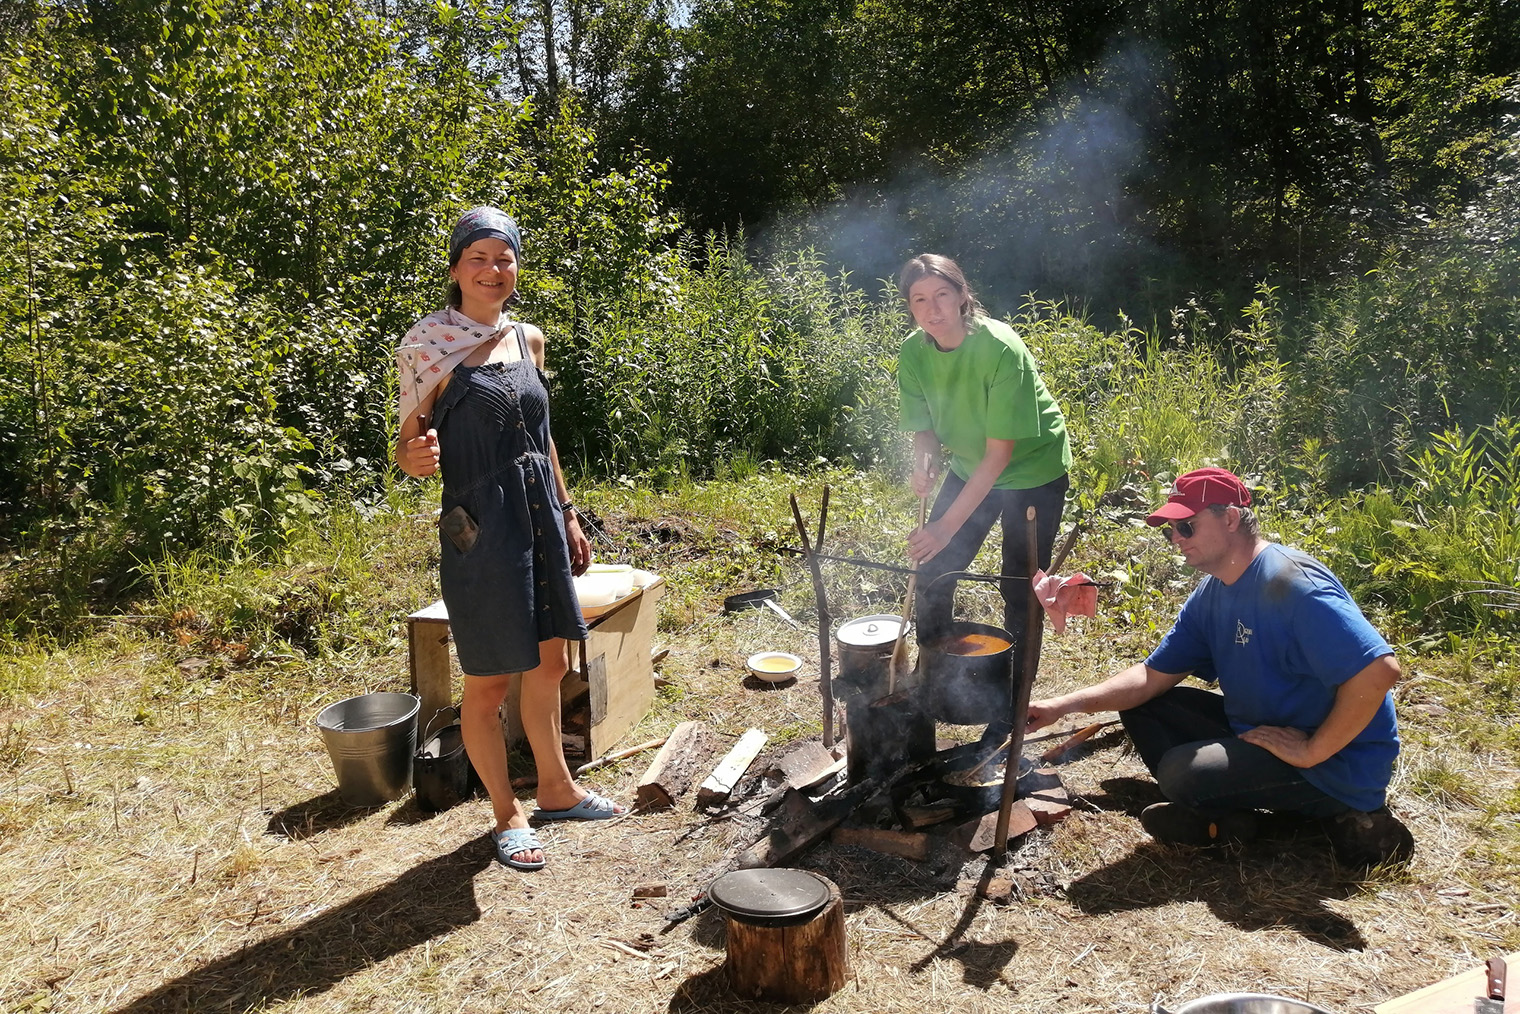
[888,453,932,694]
[963,733,1013,783]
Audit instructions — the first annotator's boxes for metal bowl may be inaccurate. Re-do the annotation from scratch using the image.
[1167,994,1335,1014]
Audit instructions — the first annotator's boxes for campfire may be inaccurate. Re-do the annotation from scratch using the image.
[620,489,1093,929]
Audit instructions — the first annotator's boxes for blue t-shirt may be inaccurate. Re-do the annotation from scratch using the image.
[1145,543,1398,811]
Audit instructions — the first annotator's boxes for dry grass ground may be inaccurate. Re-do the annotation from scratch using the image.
[1,481,1516,1014]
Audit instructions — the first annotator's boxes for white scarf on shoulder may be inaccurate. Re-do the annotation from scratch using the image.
[395,307,516,426]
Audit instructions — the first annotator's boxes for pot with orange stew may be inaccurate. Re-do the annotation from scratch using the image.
[921,621,1014,724]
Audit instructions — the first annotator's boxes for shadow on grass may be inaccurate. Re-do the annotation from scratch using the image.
[1064,840,1368,951]
[263,790,375,840]
[109,838,493,1014]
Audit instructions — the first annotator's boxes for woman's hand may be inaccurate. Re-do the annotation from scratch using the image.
[398,427,440,477]
[566,513,592,576]
[911,460,939,499]
[907,517,959,564]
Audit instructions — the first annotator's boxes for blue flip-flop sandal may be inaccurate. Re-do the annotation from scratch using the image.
[532,790,626,822]
[490,826,547,870]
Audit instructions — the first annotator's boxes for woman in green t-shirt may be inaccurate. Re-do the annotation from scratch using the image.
[897,254,1072,704]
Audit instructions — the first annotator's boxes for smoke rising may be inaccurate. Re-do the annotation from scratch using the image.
[759,40,1178,320]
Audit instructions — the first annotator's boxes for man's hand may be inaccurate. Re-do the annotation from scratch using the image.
[1240,725,1318,768]
[1026,698,1070,734]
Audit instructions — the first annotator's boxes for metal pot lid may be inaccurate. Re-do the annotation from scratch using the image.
[836,614,904,648]
[708,868,830,922]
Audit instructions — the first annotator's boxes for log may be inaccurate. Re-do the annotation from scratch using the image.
[775,740,840,789]
[723,876,847,1003]
[696,728,769,807]
[831,826,931,862]
[899,804,958,830]
[739,779,879,869]
[635,721,719,810]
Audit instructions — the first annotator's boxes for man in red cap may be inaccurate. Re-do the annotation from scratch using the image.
[1027,467,1412,867]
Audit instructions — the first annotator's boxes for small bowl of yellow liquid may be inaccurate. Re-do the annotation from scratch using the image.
[746,651,803,683]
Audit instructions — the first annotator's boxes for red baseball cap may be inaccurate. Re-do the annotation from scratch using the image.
[1145,467,1252,526]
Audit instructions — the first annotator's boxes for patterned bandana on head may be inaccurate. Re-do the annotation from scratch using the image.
[448,206,521,266]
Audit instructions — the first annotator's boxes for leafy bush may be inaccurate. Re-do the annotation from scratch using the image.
[0,0,680,630]
[1278,203,1520,488]
[1307,418,1520,640]
[551,240,904,484]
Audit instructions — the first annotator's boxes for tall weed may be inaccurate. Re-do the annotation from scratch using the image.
[1308,418,1520,644]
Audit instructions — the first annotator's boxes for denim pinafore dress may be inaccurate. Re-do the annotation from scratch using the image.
[431,324,586,675]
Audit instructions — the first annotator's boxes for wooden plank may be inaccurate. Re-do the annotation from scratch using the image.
[407,613,453,724]
[696,729,769,807]
[1024,783,1073,826]
[635,720,719,810]
[776,741,842,789]
[830,826,930,861]
[495,577,664,755]
[409,599,451,623]
[586,578,664,757]
[1374,953,1518,1014]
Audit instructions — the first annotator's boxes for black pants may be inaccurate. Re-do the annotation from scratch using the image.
[1120,685,1350,817]
[915,471,1068,677]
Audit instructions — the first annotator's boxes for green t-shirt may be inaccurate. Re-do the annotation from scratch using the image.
[898,317,1072,490]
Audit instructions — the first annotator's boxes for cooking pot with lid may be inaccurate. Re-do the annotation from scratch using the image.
[834,613,904,697]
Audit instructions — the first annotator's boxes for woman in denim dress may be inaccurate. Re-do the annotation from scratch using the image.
[396,207,626,870]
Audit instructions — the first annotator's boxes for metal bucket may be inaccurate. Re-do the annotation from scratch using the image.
[316,692,420,806]
[414,706,474,813]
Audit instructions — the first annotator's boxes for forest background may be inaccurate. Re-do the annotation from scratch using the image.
[1,0,1519,672]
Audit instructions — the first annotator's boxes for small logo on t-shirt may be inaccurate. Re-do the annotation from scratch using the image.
[1235,620,1253,645]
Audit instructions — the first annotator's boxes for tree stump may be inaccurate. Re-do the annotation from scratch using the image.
[722,876,847,1003]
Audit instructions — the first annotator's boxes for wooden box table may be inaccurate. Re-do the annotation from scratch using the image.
[407,577,665,758]
[1373,951,1516,1014]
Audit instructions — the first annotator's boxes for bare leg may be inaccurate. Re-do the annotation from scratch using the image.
[460,671,542,865]
[520,638,625,813]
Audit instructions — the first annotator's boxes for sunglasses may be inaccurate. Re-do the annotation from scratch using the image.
[1163,517,1199,539]
[1163,505,1237,540]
